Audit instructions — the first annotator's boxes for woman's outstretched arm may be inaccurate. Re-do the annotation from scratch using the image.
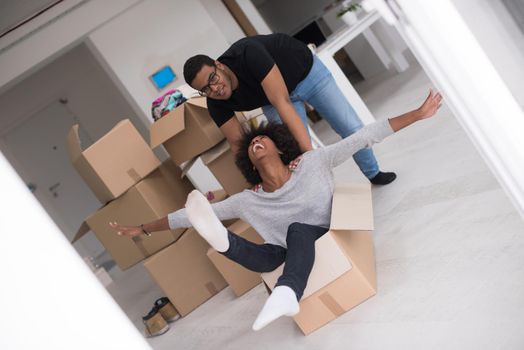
[320,89,442,168]
[109,190,246,237]
[388,89,442,131]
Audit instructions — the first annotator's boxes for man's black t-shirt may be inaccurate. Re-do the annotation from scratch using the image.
[207,33,313,127]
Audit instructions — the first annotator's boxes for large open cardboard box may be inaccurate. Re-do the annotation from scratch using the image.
[67,119,160,203]
[261,183,376,335]
[149,97,224,166]
[73,160,194,270]
[207,220,264,297]
[200,140,251,195]
[144,228,227,316]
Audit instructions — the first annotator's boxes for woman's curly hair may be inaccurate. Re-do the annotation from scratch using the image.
[235,122,302,185]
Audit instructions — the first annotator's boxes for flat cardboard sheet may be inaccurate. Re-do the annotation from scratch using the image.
[330,183,374,231]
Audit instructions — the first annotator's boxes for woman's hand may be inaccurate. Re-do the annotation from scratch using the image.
[388,89,443,132]
[109,221,142,237]
[416,89,443,120]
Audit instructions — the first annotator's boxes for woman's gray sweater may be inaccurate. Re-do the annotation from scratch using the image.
[168,120,394,247]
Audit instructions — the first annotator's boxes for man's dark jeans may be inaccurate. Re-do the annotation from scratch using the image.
[222,222,328,300]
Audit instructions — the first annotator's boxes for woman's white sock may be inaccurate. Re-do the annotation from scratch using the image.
[185,190,229,252]
[252,285,299,331]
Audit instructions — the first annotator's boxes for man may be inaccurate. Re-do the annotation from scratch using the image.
[183,33,396,184]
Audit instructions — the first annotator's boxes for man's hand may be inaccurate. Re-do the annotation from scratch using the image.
[416,89,443,120]
[261,64,313,152]
[109,222,142,237]
[220,117,244,155]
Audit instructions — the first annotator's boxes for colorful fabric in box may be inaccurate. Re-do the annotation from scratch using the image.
[151,89,187,121]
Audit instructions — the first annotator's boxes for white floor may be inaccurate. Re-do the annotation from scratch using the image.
[106,62,524,350]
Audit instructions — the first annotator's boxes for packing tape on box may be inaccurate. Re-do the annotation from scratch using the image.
[319,292,345,317]
[127,168,141,182]
[205,282,218,295]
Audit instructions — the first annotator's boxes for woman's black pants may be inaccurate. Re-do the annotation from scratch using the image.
[221,222,329,301]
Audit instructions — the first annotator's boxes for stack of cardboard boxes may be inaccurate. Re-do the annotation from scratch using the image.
[68,120,194,270]
[145,97,261,314]
[150,97,250,196]
[67,98,378,335]
[68,99,262,319]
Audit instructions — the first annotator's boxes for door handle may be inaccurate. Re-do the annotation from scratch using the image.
[49,182,60,197]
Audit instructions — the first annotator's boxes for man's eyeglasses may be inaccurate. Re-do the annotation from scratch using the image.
[198,66,220,97]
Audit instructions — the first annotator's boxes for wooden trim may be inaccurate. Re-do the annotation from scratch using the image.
[222,0,258,36]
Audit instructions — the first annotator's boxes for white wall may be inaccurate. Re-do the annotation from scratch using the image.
[200,0,245,44]
[451,0,524,106]
[0,44,139,140]
[0,0,142,94]
[0,0,243,125]
[0,44,141,259]
[87,0,234,124]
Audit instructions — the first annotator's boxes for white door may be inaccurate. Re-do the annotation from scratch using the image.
[3,100,104,258]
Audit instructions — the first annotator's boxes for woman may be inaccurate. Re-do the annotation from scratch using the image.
[110,90,442,331]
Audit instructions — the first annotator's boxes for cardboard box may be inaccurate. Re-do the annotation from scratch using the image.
[261,183,376,335]
[144,228,227,316]
[74,160,194,270]
[200,140,251,195]
[207,220,264,297]
[150,97,224,166]
[235,108,264,128]
[67,119,161,203]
